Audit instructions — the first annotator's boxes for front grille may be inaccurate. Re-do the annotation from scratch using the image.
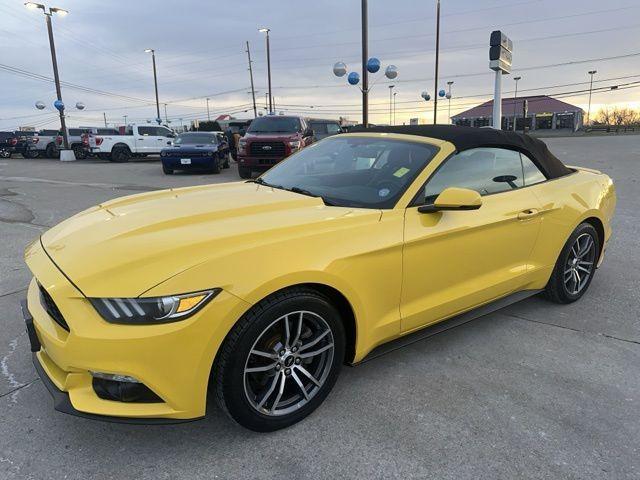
[38,283,70,331]
[249,141,286,157]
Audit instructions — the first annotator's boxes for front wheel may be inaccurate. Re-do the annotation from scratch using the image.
[162,164,173,175]
[223,153,231,169]
[73,145,87,160]
[24,149,39,159]
[214,288,345,432]
[544,222,600,304]
[110,146,130,163]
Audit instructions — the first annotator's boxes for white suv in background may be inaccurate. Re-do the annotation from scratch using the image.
[88,124,175,162]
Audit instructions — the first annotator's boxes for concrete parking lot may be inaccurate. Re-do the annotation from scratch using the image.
[1,136,638,480]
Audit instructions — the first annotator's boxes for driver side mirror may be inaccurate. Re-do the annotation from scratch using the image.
[304,127,314,138]
[418,187,482,214]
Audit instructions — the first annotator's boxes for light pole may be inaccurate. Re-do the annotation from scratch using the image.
[446,80,454,124]
[513,76,521,131]
[163,103,168,124]
[144,48,161,125]
[206,98,211,121]
[361,0,369,127]
[393,91,397,125]
[388,85,395,125]
[587,70,597,126]
[25,2,70,150]
[433,0,441,124]
[123,115,128,126]
[258,28,273,114]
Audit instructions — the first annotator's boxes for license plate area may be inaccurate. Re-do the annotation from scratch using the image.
[180,158,191,165]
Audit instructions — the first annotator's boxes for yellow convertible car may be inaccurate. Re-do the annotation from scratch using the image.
[22,125,616,431]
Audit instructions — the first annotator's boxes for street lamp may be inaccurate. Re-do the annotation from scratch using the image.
[513,76,521,131]
[258,28,273,114]
[433,0,441,124]
[206,97,211,121]
[587,70,597,126]
[446,80,454,124]
[24,2,70,152]
[144,48,161,124]
[393,91,397,125]
[388,85,395,125]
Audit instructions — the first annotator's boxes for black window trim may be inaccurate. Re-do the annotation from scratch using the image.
[409,145,571,208]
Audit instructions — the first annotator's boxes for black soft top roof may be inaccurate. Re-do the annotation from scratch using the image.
[354,124,572,179]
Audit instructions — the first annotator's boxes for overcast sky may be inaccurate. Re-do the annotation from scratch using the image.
[1,0,639,130]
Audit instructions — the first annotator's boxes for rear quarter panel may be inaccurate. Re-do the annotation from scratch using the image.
[527,169,616,287]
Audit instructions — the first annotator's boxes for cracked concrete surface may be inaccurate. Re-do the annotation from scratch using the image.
[0,141,638,479]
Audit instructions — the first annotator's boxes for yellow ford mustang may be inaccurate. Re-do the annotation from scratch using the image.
[22,125,616,431]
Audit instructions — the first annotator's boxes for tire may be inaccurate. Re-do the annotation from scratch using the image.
[209,157,221,174]
[24,149,39,159]
[0,149,10,158]
[213,287,345,432]
[544,222,600,304]
[162,164,173,175]
[238,166,252,179]
[110,146,130,163]
[223,153,231,169]
[73,145,87,160]
[45,143,58,159]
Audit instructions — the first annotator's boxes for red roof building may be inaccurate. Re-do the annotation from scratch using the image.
[452,95,584,131]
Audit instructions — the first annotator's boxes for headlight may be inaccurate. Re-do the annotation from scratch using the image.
[160,151,167,157]
[207,150,215,156]
[289,140,301,149]
[89,289,221,324]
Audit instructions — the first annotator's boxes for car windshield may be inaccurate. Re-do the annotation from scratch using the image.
[259,136,438,209]
[174,133,217,145]
[247,117,301,134]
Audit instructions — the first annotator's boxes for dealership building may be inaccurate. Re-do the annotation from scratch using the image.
[452,95,584,131]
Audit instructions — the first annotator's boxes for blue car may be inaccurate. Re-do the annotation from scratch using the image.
[161,132,230,174]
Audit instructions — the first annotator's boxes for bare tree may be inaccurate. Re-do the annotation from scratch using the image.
[596,106,639,131]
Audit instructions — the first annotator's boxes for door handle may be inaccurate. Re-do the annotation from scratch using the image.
[517,208,539,220]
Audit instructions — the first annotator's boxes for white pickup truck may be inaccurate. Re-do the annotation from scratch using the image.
[88,124,175,162]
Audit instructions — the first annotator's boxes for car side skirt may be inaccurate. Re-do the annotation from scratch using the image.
[352,289,542,365]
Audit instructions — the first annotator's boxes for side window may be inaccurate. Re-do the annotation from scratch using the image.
[327,123,342,134]
[520,152,547,185]
[157,127,173,137]
[423,147,524,204]
[138,126,155,136]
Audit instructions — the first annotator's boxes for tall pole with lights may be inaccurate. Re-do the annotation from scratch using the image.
[258,28,273,114]
[446,80,454,124]
[388,85,394,125]
[512,76,521,131]
[144,48,161,124]
[25,2,70,149]
[393,91,397,125]
[433,0,441,124]
[246,41,258,118]
[587,70,597,126]
[361,0,369,127]
[206,98,211,121]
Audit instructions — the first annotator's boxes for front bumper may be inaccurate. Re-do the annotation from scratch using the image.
[23,240,249,422]
[162,156,216,169]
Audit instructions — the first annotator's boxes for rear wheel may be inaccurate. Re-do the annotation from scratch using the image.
[238,166,252,179]
[110,146,130,163]
[214,288,345,432]
[544,222,599,304]
[45,143,58,159]
[73,145,87,160]
[162,164,173,175]
[24,149,39,159]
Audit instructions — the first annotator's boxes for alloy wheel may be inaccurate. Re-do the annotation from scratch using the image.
[563,233,596,295]
[243,310,334,416]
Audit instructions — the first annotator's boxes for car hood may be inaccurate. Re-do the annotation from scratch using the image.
[243,132,300,141]
[40,182,367,298]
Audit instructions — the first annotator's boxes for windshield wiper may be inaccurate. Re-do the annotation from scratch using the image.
[246,177,281,189]
[248,179,336,206]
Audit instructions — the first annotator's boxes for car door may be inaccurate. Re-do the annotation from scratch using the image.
[400,147,543,333]
[154,127,174,153]
[135,126,156,153]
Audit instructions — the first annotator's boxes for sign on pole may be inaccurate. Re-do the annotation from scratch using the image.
[489,30,513,129]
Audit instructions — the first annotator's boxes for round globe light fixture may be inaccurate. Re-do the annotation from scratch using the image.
[53,99,65,112]
[348,71,360,85]
[35,101,46,110]
[385,65,398,80]
[75,102,85,110]
[421,91,431,101]
[366,57,381,74]
[438,89,446,98]
[445,92,452,100]
[333,62,347,77]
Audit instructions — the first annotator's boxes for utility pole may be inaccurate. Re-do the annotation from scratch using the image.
[388,85,394,125]
[206,98,211,121]
[123,115,128,126]
[103,112,107,127]
[258,28,273,114]
[587,70,597,126]
[361,0,369,127]
[513,76,521,131]
[433,0,441,124]
[145,49,161,124]
[164,103,168,124]
[246,41,258,118]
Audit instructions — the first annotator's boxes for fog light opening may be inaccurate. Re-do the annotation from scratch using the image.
[91,372,163,403]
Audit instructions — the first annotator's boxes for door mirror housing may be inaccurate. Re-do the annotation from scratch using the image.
[304,127,314,138]
[418,187,482,213]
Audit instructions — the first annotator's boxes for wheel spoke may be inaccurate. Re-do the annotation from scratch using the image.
[577,265,591,274]
[250,349,279,360]
[577,260,593,267]
[295,365,321,387]
[291,312,304,347]
[257,372,281,409]
[283,314,291,349]
[299,329,330,352]
[290,370,309,400]
[578,236,593,258]
[298,342,334,359]
[245,362,278,373]
[269,372,287,413]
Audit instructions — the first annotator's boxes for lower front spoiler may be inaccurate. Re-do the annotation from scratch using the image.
[22,300,202,426]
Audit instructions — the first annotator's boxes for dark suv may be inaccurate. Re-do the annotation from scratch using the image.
[0,131,17,158]
[13,131,39,158]
[236,115,314,179]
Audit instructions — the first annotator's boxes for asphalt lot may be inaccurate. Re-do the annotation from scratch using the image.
[1,136,638,480]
